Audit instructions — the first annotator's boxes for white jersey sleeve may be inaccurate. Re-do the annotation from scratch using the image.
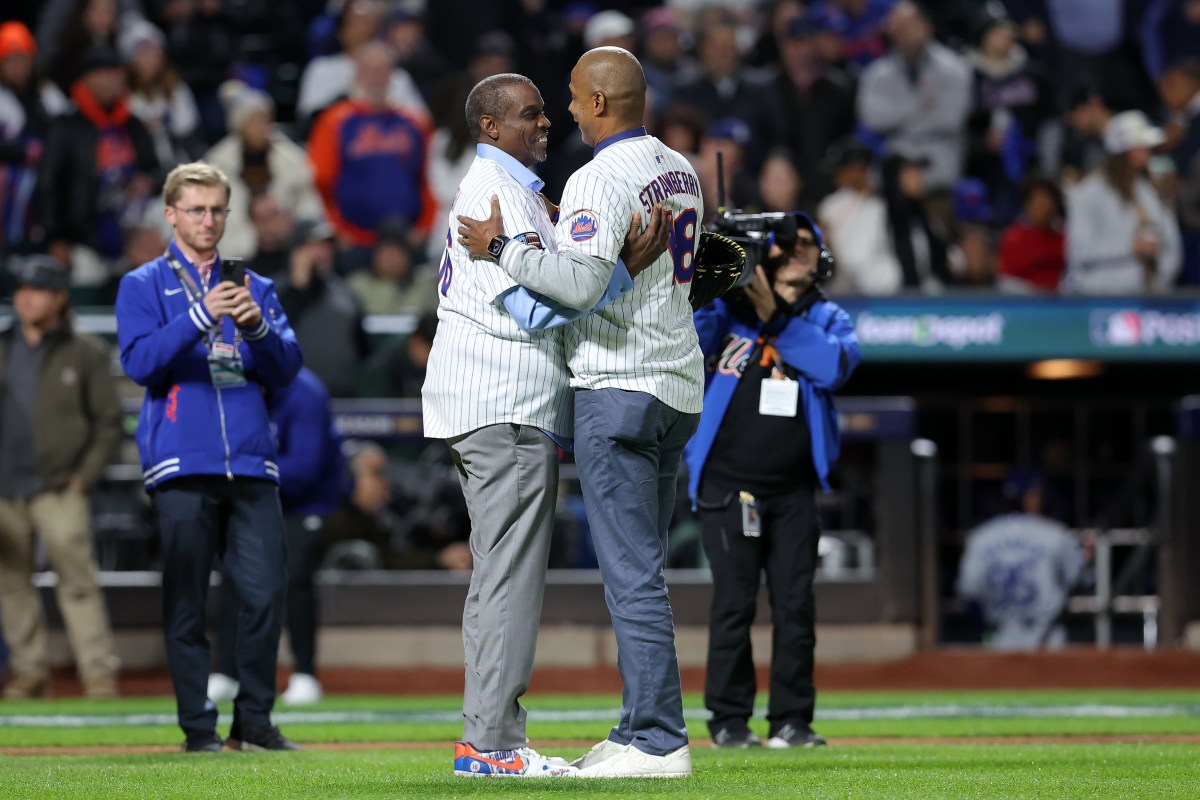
[556,170,633,265]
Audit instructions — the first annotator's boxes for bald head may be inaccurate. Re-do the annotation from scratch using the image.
[575,46,646,124]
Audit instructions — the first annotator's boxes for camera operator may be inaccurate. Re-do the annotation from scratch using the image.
[684,212,860,750]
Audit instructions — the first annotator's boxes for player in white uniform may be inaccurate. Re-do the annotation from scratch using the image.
[423,72,670,779]
[458,48,703,778]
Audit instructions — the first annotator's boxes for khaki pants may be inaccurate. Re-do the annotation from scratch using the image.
[0,490,119,682]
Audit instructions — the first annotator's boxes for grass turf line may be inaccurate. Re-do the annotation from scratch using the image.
[1,745,1199,800]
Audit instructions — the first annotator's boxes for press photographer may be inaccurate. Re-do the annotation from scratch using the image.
[683,211,861,749]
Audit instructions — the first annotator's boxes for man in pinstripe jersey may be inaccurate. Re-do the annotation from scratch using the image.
[458,48,704,778]
[423,72,670,778]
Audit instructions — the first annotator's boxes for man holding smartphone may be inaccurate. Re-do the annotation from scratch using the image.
[115,162,304,753]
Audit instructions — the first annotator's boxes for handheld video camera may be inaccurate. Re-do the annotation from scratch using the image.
[707,154,834,289]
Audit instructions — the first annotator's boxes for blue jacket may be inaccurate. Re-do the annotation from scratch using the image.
[268,367,348,516]
[684,295,861,504]
[116,240,304,489]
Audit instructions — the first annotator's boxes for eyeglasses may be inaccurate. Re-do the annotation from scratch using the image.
[173,206,230,222]
[793,237,818,250]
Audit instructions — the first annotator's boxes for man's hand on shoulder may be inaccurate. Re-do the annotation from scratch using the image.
[621,205,672,277]
[457,195,505,260]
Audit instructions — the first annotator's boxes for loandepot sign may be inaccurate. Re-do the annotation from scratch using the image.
[840,298,1200,361]
[856,312,1006,350]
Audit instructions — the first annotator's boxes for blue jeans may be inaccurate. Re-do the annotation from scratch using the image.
[574,388,699,756]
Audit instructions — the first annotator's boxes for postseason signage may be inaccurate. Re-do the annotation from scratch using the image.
[840,296,1200,361]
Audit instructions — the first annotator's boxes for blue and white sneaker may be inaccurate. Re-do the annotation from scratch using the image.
[453,742,578,777]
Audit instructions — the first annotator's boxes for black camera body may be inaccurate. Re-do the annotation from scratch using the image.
[709,210,834,288]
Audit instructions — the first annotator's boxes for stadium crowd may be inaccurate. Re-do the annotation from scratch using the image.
[0,0,1197,572]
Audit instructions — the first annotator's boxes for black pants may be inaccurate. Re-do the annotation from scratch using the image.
[215,514,325,677]
[699,483,820,736]
[153,477,287,738]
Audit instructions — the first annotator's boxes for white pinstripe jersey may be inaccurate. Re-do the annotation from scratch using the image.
[421,155,572,439]
[558,132,704,414]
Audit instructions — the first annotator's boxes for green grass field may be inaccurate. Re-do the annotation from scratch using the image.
[3,690,1199,799]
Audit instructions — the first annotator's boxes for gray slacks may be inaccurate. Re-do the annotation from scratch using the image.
[574,388,699,756]
[449,424,559,750]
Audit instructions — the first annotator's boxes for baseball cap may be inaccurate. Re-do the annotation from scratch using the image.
[0,21,36,60]
[584,10,635,49]
[829,138,874,170]
[375,215,412,248]
[953,178,993,224]
[12,255,70,291]
[787,15,823,39]
[1103,110,1165,154]
[706,117,752,147]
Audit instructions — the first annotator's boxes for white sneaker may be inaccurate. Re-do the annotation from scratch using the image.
[281,673,324,706]
[453,742,578,777]
[206,673,238,703]
[571,739,630,770]
[577,744,692,778]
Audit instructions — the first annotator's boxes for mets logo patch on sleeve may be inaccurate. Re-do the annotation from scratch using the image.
[514,231,544,250]
[568,210,599,242]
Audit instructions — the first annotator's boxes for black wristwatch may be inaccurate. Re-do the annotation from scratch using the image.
[487,234,510,260]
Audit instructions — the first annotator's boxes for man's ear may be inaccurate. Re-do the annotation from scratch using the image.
[480,114,501,142]
[593,91,607,116]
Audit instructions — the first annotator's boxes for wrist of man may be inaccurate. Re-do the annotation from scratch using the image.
[243,318,270,341]
[190,301,219,333]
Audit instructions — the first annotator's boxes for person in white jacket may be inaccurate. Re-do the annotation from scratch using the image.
[1064,110,1182,294]
[818,141,904,294]
[202,81,324,259]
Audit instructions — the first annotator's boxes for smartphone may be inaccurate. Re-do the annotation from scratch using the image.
[219,258,246,286]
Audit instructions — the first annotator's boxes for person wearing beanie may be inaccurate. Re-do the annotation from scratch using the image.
[120,18,201,174]
[202,80,324,259]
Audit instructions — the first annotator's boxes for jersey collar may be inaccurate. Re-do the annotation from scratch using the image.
[477,143,544,192]
[593,126,647,156]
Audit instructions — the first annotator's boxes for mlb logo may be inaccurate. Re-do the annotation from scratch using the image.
[655,152,664,164]
[569,211,598,242]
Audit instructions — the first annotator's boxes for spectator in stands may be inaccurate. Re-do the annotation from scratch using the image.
[157,0,239,145]
[321,442,396,569]
[639,7,696,105]
[882,151,957,291]
[1040,0,1153,114]
[208,366,349,708]
[770,15,858,211]
[38,46,159,289]
[818,140,904,294]
[296,0,427,124]
[807,0,896,70]
[746,0,805,69]
[39,0,121,95]
[203,80,323,260]
[347,216,438,316]
[697,118,759,221]
[0,22,61,257]
[857,0,972,233]
[1140,0,1200,82]
[309,42,435,250]
[360,310,437,399]
[675,16,784,173]
[246,192,295,281]
[957,468,1091,650]
[1064,110,1182,293]
[996,177,1066,292]
[120,19,200,175]
[1159,57,1200,285]
[1055,87,1114,184]
[384,7,448,104]
[950,177,998,286]
[757,149,805,214]
[426,88,477,260]
[0,255,122,699]
[276,217,368,398]
[964,6,1054,225]
[653,102,708,164]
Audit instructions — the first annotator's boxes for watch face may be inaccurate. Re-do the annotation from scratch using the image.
[488,236,506,258]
